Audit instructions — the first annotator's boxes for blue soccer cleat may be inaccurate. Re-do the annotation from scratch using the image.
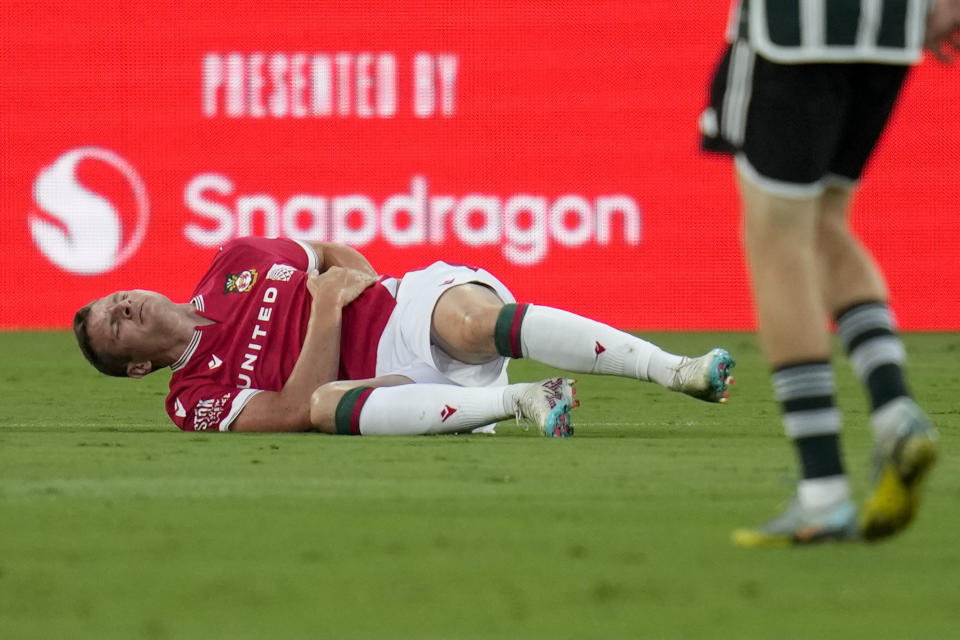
[671,348,736,403]
[516,377,578,437]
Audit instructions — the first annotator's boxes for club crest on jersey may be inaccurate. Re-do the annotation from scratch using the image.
[224,269,258,293]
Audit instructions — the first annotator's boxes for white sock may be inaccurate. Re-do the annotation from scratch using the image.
[797,476,850,510]
[519,305,683,386]
[356,383,527,435]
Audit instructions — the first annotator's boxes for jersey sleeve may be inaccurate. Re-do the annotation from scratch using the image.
[167,384,262,432]
[219,237,319,272]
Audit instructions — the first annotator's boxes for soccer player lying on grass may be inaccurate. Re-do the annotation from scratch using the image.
[73,237,735,436]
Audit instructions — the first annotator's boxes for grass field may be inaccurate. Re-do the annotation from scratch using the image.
[1,330,958,639]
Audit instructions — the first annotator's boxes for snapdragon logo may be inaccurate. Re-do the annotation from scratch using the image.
[30,147,150,275]
[184,174,641,265]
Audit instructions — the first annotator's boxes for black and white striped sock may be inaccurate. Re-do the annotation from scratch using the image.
[835,301,909,412]
[772,362,849,508]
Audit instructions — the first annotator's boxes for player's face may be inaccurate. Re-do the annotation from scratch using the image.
[85,289,179,367]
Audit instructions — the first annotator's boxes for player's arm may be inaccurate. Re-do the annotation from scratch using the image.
[231,266,378,432]
[308,242,378,277]
[926,0,960,62]
[224,237,376,278]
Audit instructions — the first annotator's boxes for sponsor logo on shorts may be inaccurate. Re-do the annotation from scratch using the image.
[225,269,258,293]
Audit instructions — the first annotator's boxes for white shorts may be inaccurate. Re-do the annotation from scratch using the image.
[375,261,516,387]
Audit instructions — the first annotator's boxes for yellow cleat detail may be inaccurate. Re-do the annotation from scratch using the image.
[861,435,937,541]
[731,529,792,549]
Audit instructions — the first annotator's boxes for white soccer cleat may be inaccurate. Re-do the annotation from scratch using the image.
[733,497,860,548]
[669,348,735,403]
[515,377,578,437]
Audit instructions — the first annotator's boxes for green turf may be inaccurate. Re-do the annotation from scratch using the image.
[1,331,958,639]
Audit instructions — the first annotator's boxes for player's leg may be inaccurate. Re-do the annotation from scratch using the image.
[816,185,888,307]
[309,375,575,437]
[431,283,734,403]
[724,57,858,547]
[740,177,831,362]
[731,175,856,547]
[817,184,937,540]
[817,62,937,541]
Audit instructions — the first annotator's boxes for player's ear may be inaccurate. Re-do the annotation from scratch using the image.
[126,360,153,379]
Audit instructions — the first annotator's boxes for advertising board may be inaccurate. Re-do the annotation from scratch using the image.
[2,1,957,329]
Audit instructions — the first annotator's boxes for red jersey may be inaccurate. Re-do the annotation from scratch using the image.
[165,237,397,431]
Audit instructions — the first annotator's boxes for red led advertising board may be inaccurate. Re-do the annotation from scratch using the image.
[2,1,958,330]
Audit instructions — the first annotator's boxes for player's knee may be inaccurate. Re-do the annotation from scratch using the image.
[310,381,354,434]
[458,305,499,347]
[745,198,819,256]
[818,209,851,240]
[817,212,857,259]
[434,284,502,358]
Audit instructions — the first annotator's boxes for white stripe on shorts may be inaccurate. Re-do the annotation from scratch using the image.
[735,154,825,199]
[722,39,755,147]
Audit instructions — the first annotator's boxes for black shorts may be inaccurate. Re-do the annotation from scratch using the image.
[701,40,909,194]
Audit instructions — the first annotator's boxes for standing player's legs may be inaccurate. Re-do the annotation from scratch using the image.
[725,57,935,546]
[430,283,735,403]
